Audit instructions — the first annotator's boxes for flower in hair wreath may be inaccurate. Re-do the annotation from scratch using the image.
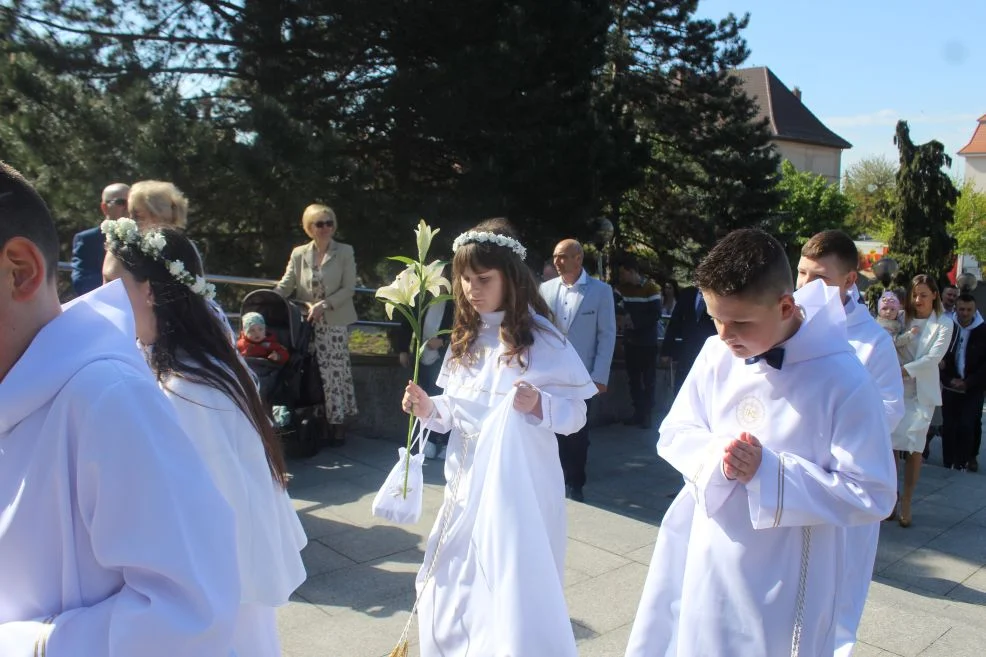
[451,230,527,259]
[100,218,217,301]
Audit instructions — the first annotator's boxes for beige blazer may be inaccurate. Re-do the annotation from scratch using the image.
[902,311,954,408]
[274,240,358,326]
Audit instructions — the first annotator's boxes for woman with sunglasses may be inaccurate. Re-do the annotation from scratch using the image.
[274,204,359,446]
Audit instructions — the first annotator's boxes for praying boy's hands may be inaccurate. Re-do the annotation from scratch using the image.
[723,432,762,484]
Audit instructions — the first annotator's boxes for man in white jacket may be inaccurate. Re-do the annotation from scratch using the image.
[0,162,241,656]
[797,230,905,657]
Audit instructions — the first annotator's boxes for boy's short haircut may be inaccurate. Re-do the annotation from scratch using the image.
[0,162,60,279]
[695,228,792,302]
[957,293,976,305]
[800,230,860,274]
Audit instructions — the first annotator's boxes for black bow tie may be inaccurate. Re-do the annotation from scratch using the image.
[745,347,785,370]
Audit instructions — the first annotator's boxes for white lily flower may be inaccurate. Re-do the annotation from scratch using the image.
[420,260,451,297]
[414,220,440,264]
[375,265,420,319]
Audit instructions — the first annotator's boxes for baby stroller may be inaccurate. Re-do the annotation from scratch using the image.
[239,289,328,458]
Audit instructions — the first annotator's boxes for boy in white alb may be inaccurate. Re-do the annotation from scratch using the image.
[626,229,897,657]
[0,163,241,656]
[797,230,905,657]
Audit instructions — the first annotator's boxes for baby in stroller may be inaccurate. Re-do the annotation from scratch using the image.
[238,312,290,363]
[239,290,327,458]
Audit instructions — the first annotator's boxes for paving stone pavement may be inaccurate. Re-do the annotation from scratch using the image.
[278,421,986,657]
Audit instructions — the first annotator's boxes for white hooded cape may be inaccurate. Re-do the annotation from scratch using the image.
[835,291,905,657]
[625,280,897,657]
[0,282,241,656]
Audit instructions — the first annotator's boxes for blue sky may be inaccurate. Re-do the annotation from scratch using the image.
[695,0,986,174]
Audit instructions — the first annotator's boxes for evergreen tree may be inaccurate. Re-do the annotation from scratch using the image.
[887,120,959,283]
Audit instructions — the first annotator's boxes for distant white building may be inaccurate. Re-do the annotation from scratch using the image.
[733,67,852,184]
[958,114,986,192]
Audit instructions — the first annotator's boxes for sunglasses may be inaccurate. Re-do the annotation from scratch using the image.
[105,198,128,207]
[313,220,334,229]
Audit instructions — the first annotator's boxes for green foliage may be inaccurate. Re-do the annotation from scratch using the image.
[842,155,896,239]
[3,0,786,284]
[607,2,783,275]
[775,160,854,260]
[952,180,986,264]
[887,120,959,283]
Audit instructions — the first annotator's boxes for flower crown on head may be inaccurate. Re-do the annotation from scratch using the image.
[451,230,527,260]
[101,218,217,301]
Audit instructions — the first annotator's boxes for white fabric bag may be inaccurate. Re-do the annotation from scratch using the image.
[371,417,432,525]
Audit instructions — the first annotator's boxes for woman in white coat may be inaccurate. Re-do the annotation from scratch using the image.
[103,219,307,656]
[892,274,954,527]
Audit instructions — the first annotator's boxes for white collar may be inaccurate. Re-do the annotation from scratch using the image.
[562,269,588,289]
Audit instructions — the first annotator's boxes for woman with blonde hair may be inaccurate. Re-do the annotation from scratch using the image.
[128,180,188,229]
[891,274,954,527]
[275,204,358,445]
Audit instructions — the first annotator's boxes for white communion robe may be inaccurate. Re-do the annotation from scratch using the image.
[835,294,904,657]
[0,281,241,657]
[417,311,598,657]
[160,375,308,657]
[625,281,897,657]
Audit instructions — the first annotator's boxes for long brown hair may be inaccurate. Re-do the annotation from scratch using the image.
[905,274,943,321]
[110,227,288,487]
[449,218,551,366]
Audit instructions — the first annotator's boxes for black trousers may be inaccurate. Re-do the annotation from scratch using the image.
[557,398,592,489]
[941,388,985,468]
[624,343,659,417]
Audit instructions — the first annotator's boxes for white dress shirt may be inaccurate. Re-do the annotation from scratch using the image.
[554,269,587,334]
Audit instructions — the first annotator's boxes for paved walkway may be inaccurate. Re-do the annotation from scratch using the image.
[278,421,986,657]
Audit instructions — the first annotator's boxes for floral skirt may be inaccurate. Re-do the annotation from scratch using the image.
[311,324,358,424]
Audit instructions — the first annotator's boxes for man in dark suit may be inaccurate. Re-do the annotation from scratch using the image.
[71,183,129,296]
[660,285,717,394]
[940,294,986,471]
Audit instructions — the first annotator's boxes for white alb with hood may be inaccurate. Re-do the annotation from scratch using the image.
[0,282,241,656]
[625,280,897,657]
[835,289,905,657]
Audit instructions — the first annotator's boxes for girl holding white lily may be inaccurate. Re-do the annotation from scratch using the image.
[102,220,307,657]
[401,218,596,657]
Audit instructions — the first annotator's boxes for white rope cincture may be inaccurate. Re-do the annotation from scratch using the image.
[790,525,813,657]
[392,426,476,649]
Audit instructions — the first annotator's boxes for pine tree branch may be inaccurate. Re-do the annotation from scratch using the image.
[15,12,240,47]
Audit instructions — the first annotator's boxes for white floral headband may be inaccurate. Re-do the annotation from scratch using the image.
[451,230,527,260]
[101,218,217,301]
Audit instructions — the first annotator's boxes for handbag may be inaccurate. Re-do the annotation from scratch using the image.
[371,415,433,525]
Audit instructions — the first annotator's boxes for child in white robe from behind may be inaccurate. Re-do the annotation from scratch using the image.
[625,229,897,657]
[104,219,307,657]
[0,164,241,657]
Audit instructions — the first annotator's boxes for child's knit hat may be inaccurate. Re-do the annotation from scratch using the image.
[242,312,266,332]
[877,291,901,314]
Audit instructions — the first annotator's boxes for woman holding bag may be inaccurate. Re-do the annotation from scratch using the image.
[400,218,597,657]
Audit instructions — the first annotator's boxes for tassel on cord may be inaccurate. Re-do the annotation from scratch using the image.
[387,640,409,657]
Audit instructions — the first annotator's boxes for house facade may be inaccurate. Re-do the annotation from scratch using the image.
[733,66,852,184]
[958,114,986,192]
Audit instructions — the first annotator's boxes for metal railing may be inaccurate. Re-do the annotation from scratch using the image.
[57,262,400,331]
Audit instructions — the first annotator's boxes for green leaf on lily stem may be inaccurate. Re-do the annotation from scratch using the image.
[387,255,417,266]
